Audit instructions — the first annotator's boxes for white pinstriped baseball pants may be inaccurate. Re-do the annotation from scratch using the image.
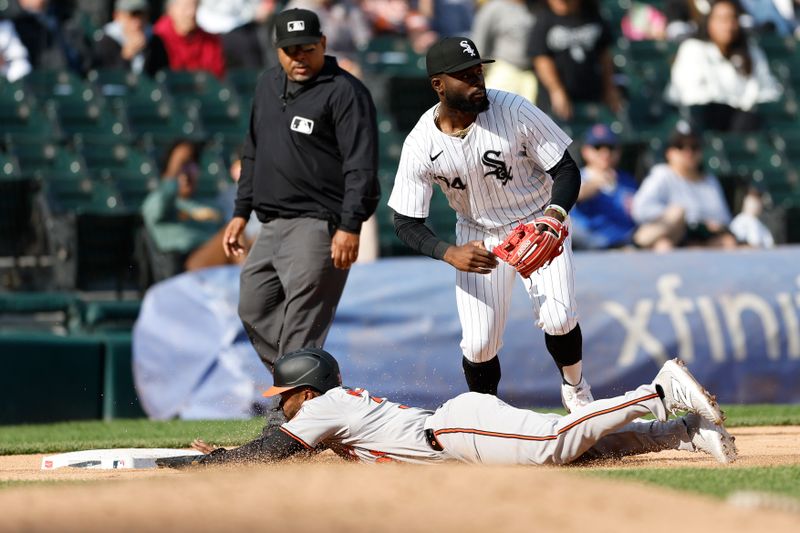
[455,219,579,363]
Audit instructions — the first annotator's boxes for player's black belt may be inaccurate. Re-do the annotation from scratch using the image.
[424,428,444,451]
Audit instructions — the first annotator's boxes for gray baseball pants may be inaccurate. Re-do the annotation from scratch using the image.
[238,218,349,370]
[426,385,672,465]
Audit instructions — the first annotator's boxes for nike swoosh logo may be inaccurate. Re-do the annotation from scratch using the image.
[430,151,443,162]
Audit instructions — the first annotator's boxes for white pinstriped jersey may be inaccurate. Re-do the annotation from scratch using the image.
[280,387,446,464]
[388,89,572,229]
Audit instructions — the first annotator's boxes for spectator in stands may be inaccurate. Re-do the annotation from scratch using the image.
[529,0,622,121]
[197,0,277,69]
[0,18,32,81]
[571,124,639,250]
[729,185,775,247]
[141,140,225,277]
[740,0,798,37]
[11,0,90,73]
[184,152,261,271]
[287,0,372,76]
[664,0,708,40]
[471,0,538,103]
[631,125,738,251]
[665,0,782,132]
[621,1,669,40]
[92,0,169,77]
[360,0,438,53]
[419,0,475,37]
[153,0,226,78]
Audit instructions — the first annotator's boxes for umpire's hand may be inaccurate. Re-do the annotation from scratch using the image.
[223,217,248,258]
[443,241,498,274]
[331,229,360,269]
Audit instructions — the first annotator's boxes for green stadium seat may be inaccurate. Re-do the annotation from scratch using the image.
[90,68,168,111]
[77,141,158,179]
[129,100,206,143]
[44,177,124,214]
[0,99,61,140]
[227,68,261,98]
[360,36,427,76]
[23,69,84,99]
[560,102,626,141]
[108,171,159,210]
[756,33,796,60]
[0,152,21,178]
[9,141,86,179]
[158,70,235,109]
[196,151,230,199]
[0,292,77,334]
[757,97,799,135]
[202,99,249,144]
[706,132,784,179]
[54,100,131,141]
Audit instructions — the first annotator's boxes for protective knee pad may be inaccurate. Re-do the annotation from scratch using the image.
[462,356,501,395]
[544,324,582,368]
[460,333,503,363]
[539,304,579,336]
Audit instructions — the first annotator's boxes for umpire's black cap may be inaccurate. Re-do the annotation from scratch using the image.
[262,348,342,397]
[273,8,323,49]
[426,37,494,76]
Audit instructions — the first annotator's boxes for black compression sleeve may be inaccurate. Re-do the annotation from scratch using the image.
[546,150,581,213]
[200,425,309,465]
[393,212,451,260]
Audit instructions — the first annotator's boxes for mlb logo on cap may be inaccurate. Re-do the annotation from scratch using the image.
[274,8,323,49]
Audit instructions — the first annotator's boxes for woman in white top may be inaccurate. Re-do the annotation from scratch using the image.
[665,0,782,132]
[632,126,739,251]
[0,19,31,82]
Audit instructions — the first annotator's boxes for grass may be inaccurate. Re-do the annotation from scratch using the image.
[1,404,798,456]
[588,466,800,500]
[0,418,265,455]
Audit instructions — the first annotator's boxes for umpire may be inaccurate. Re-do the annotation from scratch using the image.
[223,8,379,374]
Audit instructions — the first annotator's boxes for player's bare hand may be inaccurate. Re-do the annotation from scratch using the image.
[223,217,248,258]
[550,89,573,120]
[444,241,498,274]
[191,439,219,454]
[331,229,360,269]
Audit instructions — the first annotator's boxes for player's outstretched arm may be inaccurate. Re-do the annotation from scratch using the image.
[443,241,498,274]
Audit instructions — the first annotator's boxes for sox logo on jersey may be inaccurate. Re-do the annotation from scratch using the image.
[481,150,513,185]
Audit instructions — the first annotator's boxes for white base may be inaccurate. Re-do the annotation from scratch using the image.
[41,448,203,470]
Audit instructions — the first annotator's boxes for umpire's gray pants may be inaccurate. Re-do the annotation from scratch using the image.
[238,218,349,370]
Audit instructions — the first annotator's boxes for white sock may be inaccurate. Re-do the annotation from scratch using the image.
[561,361,583,386]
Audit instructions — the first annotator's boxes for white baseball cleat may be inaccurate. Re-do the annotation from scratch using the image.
[684,413,737,463]
[654,358,725,425]
[561,377,594,413]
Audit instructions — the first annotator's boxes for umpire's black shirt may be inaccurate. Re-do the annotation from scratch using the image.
[235,56,379,233]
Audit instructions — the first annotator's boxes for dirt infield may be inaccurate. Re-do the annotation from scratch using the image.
[0,426,798,532]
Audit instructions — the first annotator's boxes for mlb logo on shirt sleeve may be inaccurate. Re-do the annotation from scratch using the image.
[287,20,305,32]
[291,116,315,134]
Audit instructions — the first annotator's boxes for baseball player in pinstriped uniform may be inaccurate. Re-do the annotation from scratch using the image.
[157,349,736,468]
[387,37,591,410]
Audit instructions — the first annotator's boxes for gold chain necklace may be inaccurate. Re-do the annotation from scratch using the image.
[434,108,475,139]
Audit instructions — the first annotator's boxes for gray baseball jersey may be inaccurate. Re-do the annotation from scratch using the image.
[279,385,685,465]
[387,89,578,361]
